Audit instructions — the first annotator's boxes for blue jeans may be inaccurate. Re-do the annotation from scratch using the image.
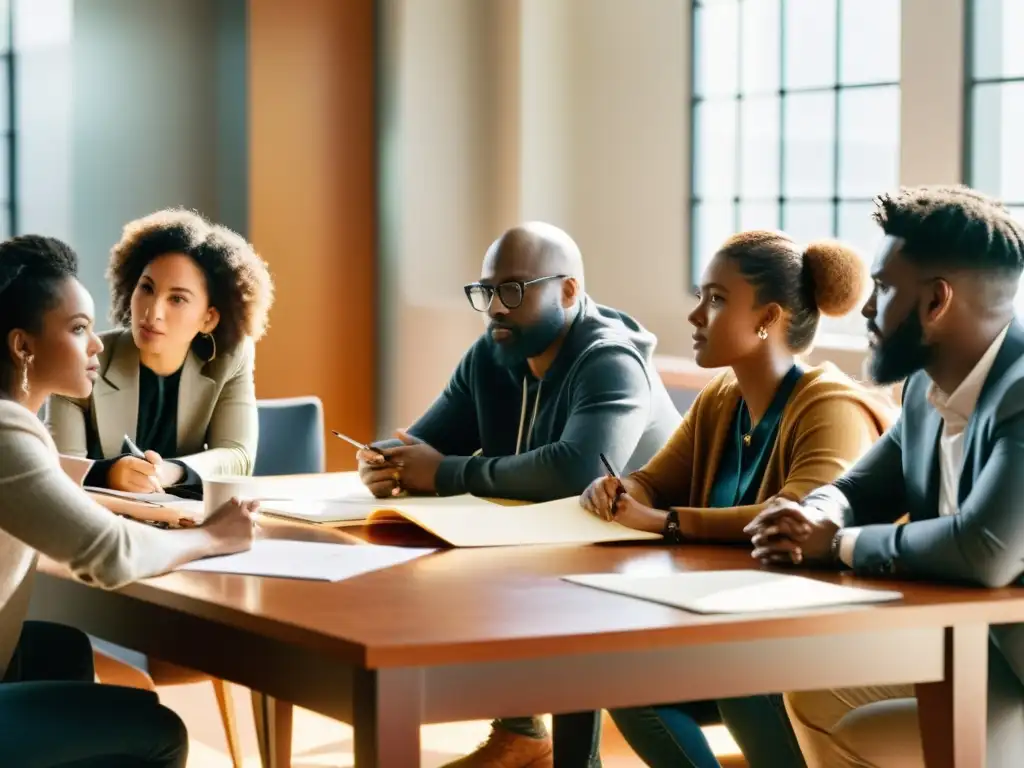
[610,695,805,768]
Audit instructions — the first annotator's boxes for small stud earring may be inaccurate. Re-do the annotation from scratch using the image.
[757,326,768,341]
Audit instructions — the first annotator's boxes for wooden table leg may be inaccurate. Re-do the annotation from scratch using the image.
[252,691,294,768]
[354,668,423,767]
[916,624,988,768]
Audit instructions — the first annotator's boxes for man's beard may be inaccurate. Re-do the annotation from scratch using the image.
[867,308,932,385]
[488,305,566,368]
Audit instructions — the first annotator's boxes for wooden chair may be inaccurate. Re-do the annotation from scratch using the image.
[92,649,245,768]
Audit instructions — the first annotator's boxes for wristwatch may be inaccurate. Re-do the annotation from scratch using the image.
[829,529,844,566]
[663,509,684,544]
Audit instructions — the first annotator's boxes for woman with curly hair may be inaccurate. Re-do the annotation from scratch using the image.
[48,208,274,492]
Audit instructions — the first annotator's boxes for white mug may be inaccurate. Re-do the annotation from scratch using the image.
[203,475,257,520]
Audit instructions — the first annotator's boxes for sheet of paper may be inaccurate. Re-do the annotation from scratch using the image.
[249,471,374,502]
[563,570,904,614]
[85,487,188,506]
[177,540,435,581]
[385,496,663,547]
[261,493,504,524]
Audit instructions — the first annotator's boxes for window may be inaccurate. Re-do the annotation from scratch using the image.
[968,0,1024,312]
[689,0,901,336]
[0,0,12,239]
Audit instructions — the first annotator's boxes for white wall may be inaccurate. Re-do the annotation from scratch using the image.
[16,0,247,326]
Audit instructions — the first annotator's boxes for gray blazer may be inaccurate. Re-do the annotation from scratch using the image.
[806,320,1024,682]
[47,328,258,479]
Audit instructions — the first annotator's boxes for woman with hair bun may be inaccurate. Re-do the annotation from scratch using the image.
[576,231,896,767]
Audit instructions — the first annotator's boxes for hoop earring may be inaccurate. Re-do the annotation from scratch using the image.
[201,332,217,363]
[20,353,33,395]
[757,326,768,341]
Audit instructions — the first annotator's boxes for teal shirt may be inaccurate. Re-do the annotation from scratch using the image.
[707,364,804,508]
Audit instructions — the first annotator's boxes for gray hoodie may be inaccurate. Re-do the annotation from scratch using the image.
[391,296,682,502]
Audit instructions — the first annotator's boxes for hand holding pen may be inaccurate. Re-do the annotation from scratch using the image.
[599,453,626,520]
[107,435,164,493]
[333,430,404,499]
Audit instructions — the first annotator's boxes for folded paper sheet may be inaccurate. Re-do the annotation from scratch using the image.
[564,570,903,614]
[177,540,434,581]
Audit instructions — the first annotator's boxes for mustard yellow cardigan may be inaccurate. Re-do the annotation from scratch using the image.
[630,363,897,542]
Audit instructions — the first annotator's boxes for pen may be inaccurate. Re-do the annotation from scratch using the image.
[331,430,387,458]
[599,452,625,519]
[123,435,163,493]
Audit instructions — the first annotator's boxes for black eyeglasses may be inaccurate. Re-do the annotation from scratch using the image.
[464,274,567,312]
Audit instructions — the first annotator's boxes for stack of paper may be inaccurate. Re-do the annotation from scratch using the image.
[177,540,434,581]
[563,570,904,614]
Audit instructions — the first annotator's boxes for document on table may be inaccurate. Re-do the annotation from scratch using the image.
[85,488,188,506]
[259,493,502,525]
[177,540,435,581]
[367,496,663,547]
[563,570,904,614]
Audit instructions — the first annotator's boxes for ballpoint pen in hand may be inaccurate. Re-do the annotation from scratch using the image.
[599,452,626,519]
[123,434,164,493]
[331,430,387,458]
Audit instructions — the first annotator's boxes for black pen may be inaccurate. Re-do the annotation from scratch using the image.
[331,430,387,458]
[599,452,626,518]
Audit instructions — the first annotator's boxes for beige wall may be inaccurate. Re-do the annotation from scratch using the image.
[378,0,967,432]
[379,0,692,433]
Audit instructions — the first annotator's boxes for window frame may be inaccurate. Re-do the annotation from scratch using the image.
[0,0,14,237]
[965,0,1024,315]
[687,0,899,341]
[964,0,1024,206]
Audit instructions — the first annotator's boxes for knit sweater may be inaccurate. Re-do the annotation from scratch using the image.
[630,364,897,542]
[0,399,203,677]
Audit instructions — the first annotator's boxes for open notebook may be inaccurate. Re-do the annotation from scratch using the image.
[564,570,904,614]
[343,496,663,547]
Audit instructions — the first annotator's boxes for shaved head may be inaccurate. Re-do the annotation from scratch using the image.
[483,222,585,289]
[470,222,584,369]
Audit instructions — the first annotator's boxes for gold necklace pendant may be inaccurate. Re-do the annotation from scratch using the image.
[742,433,752,447]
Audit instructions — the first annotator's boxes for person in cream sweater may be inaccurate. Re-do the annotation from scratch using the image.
[0,234,257,767]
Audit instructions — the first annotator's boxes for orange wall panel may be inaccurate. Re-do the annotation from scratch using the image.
[248,0,376,471]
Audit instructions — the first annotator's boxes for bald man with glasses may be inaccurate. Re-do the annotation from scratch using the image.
[356,222,681,768]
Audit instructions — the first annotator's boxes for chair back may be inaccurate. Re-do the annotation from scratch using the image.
[254,396,326,476]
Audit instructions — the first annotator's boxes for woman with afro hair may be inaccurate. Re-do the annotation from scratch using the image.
[48,208,274,493]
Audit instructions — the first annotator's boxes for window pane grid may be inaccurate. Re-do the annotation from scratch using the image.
[967,1,1024,313]
[690,0,901,337]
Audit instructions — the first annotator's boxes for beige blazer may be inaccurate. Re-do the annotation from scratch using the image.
[47,328,258,479]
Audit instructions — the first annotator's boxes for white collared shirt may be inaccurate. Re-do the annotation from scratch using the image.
[838,323,1011,565]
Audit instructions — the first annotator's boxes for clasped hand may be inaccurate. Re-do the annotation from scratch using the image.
[357,430,444,498]
[744,497,838,566]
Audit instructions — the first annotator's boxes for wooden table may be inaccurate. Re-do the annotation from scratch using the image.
[27,521,1023,767]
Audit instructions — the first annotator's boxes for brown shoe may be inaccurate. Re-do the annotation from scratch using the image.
[440,724,553,768]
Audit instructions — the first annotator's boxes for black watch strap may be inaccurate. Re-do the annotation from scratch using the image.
[663,509,684,544]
